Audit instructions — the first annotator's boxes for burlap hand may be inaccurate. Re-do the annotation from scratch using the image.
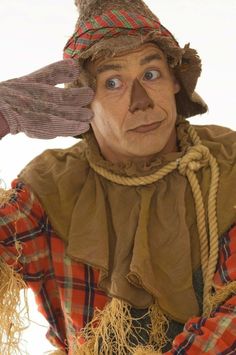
[0,59,94,139]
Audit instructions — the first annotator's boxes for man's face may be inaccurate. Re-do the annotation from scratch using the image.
[89,43,180,163]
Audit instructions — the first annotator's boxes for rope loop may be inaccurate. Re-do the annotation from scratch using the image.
[178,144,210,176]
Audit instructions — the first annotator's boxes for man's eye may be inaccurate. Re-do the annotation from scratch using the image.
[105,78,122,90]
[143,70,161,81]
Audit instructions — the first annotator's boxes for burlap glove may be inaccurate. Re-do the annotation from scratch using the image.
[0,59,94,139]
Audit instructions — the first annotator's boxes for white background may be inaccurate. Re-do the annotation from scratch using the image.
[0,1,236,354]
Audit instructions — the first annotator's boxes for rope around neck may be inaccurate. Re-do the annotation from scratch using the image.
[87,125,220,315]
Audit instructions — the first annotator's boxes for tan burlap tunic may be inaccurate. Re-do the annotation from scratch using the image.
[20,120,236,323]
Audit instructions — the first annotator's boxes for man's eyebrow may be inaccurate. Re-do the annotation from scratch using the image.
[96,53,163,74]
[96,64,123,74]
[140,53,163,65]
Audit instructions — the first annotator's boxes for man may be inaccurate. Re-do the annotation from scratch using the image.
[0,0,236,354]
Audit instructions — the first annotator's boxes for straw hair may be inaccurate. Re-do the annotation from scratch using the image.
[134,347,162,355]
[205,281,236,316]
[0,260,29,355]
[74,298,168,354]
[0,188,29,354]
[44,350,67,355]
[0,187,15,206]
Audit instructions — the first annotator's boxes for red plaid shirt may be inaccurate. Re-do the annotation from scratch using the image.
[0,179,236,354]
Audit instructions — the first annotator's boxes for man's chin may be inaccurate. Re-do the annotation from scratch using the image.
[124,134,166,153]
[122,144,166,161]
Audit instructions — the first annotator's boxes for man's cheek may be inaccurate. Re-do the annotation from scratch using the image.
[106,118,121,138]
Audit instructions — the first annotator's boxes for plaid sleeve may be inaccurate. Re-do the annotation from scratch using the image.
[165,223,236,354]
[0,179,49,292]
[0,180,70,350]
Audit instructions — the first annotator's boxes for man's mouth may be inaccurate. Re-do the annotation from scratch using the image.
[128,120,164,133]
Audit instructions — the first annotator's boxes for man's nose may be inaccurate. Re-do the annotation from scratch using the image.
[129,79,154,114]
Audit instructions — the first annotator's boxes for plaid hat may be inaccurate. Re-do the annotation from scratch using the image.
[64,0,207,118]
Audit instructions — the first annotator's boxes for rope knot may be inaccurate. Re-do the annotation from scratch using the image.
[178,144,210,176]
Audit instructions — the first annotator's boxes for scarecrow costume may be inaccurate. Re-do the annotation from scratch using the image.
[0,0,236,354]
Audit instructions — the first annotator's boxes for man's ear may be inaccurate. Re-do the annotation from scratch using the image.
[170,68,181,94]
[173,79,181,94]
[172,73,181,94]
